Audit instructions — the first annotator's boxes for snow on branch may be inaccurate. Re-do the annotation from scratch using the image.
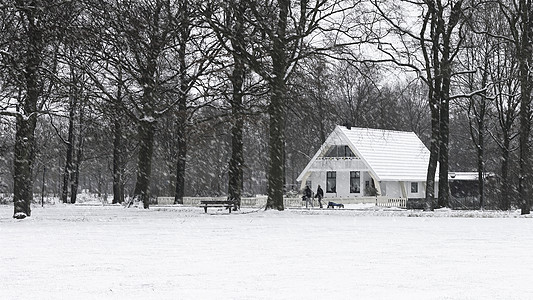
[449,87,488,101]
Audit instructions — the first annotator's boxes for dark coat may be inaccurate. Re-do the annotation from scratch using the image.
[316,186,324,198]
[304,186,312,198]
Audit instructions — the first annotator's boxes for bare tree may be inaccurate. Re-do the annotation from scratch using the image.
[369,0,479,210]
[397,80,431,138]
[461,0,524,210]
[455,3,498,210]
[331,61,383,128]
[173,0,222,205]
[509,0,533,214]
[205,0,359,210]
[87,0,219,208]
[59,13,93,204]
[0,1,65,218]
[491,41,520,211]
[224,0,247,208]
[88,0,181,208]
[285,57,337,188]
[482,0,533,214]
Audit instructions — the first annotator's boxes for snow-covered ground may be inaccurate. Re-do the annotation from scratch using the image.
[0,204,532,300]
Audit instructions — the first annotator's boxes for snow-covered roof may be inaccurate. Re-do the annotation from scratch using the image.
[297,125,435,182]
[340,126,433,181]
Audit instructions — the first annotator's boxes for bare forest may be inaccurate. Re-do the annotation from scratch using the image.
[1,0,533,218]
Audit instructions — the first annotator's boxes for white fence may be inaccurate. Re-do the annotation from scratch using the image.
[156,196,407,208]
[375,197,407,208]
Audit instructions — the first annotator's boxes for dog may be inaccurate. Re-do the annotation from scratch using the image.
[327,201,344,209]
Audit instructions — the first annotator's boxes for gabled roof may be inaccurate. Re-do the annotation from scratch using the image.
[297,125,435,182]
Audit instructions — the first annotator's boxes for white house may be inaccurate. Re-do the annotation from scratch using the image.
[297,125,437,200]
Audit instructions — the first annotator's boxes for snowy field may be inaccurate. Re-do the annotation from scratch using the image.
[1,205,532,300]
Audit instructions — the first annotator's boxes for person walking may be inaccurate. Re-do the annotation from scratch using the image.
[304,185,313,208]
[315,185,324,208]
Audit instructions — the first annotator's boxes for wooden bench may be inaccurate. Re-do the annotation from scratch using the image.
[200,200,236,213]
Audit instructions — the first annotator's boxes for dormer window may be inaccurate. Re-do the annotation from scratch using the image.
[344,146,355,157]
[324,145,357,158]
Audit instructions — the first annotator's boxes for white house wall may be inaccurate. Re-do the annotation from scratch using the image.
[301,158,432,198]
[384,182,399,197]
[383,181,431,199]
[305,172,430,199]
[307,170,363,198]
[304,158,370,198]
[408,181,426,198]
[332,171,355,197]
[362,181,427,198]
[362,172,374,194]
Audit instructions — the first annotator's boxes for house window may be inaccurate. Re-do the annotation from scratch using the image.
[350,171,360,193]
[324,145,356,158]
[411,182,419,193]
[326,171,336,193]
[345,146,356,157]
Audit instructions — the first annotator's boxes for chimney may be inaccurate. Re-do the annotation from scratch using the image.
[342,121,352,130]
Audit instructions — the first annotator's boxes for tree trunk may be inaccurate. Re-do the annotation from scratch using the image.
[475,87,488,211]
[133,120,156,209]
[518,0,532,215]
[477,120,484,210]
[518,99,531,215]
[227,109,244,208]
[174,0,189,205]
[61,98,75,204]
[437,24,455,208]
[13,115,37,219]
[518,77,532,215]
[71,157,80,204]
[437,96,449,208]
[227,3,246,209]
[265,0,289,211]
[13,6,42,218]
[70,121,83,204]
[40,166,46,207]
[425,102,439,211]
[112,119,124,204]
[266,84,286,211]
[475,62,488,211]
[228,58,245,208]
[424,5,442,212]
[175,127,187,204]
[70,96,84,204]
[113,61,125,204]
[174,80,187,205]
[173,95,187,205]
[499,136,511,210]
